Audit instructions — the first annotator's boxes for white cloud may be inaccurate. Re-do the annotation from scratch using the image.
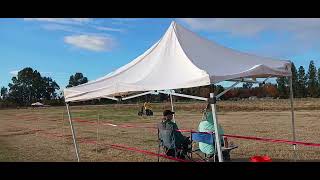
[42,23,123,35]
[26,18,125,33]
[24,18,91,25]
[177,18,320,58]
[94,26,124,32]
[42,24,112,37]
[64,35,116,52]
[9,70,19,76]
[177,18,320,38]
[69,18,91,22]
[111,18,142,25]
[111,18,140,21]
[25,18,123,52]
[42,24,75,32]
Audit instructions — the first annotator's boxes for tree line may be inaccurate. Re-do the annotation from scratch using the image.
[0,67,88,108]
[1,60,319,108]
[277,60,320,99]
[141,60,320,101]
[175,60,320,100]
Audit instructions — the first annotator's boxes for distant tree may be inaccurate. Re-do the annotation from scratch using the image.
[306,60,318,97]
[297,66,307,98]
[242,82,253,89]
[42,77,60,100]
[199,85,210,98]
[159,93,168,102]
[225,88,240,99]
[214,85,225,99]
[8,67,60,106]
[239,88,252,98]
[318,68,320,97]
[66,72,88,88]
[263,83,278,98]
[276,77,289,98]
[1,87,8,100]
[253,86,266,98]
[8,67,35,105]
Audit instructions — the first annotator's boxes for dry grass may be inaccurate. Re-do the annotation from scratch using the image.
[1,98,320,162]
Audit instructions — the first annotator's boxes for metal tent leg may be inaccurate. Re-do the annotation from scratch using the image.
[96,113,100,159]
[169,92,175,123]
[289,76,297,161]
[210,93,223,162]
[157,129,160,162]
[66,103,80,162]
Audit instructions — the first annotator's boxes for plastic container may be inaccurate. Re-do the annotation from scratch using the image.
[250,155,272,162]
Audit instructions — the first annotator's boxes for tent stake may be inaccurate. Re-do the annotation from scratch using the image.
[62,111,65,146]
[66,103,80,162]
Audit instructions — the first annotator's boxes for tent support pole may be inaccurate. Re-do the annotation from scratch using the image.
[210,92,223,162]
[122,91,154,101]
[169,92,175,123]
[216,81,240,99]
[66,103,80,162]
[289,76,297,161]
[158,91,207,101]
[157,129,160,162]
[96,113,100,159]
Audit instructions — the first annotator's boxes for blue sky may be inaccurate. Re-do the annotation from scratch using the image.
[1,18,320,92]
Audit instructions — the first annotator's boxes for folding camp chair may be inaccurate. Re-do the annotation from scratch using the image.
[157,124,192,161]
[157,127,177,161]
[191,132,238,162]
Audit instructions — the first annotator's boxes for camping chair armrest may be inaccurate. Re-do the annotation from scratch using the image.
[191,148,201,153]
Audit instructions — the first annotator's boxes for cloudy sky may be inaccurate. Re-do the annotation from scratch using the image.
[1,18,319,90]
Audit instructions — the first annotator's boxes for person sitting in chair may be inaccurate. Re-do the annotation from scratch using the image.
[158,110,191,159]
[198,104,229,160]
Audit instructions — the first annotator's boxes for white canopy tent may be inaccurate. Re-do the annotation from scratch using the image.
[63,21,295,162]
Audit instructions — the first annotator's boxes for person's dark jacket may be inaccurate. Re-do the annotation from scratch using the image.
[158,120,187,148]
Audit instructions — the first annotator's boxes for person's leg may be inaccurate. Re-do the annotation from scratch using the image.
[183,137,191,151]
[178,139,191,159]
[223,150,231,161]
[166,149,176,157]
[177,151,186,159]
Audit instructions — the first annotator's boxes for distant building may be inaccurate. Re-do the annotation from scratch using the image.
[248,96,257,100]
[31,102,44,107]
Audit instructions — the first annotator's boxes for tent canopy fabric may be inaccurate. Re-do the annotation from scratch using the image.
[64,21,292,102]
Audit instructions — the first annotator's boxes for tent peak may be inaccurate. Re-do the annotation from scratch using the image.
[170,20,177,27]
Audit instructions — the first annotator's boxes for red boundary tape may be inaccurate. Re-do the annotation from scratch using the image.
[79,139,191,162]
[222,134,320,147]
[5,124,190,162]
[72,118,320,147]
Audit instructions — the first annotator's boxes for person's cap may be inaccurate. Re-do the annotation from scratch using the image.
[163,110,175,116]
